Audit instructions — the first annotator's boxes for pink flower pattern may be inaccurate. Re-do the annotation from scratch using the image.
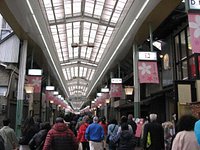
[138,61,159,83]
[188,13,200,54]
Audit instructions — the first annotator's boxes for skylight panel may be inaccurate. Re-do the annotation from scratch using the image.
[70,67,74,77]
[89,69,95,80]
[54,7,64,20]
[55,42,60,49]
[46,8,55,21]
[86,48,92,59]
[83,68,87,77]
[73,0,81,14]
[79,67,83,77]
[43,0,51,7]
[53,35,59,43]
[74,66,78,77]
[85,0,94,15]
[117,0,126,10]
[64,0,71,13]
[86,69,91,80]
[94,1,104,18]
[80,47,86,58]
[111,12,120,24]
[74,47,79,58]
[69,48,73,59]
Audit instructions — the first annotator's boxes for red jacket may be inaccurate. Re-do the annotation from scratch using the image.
[99,122,108,135]
[77,123,89,142]
[43,123,78,150]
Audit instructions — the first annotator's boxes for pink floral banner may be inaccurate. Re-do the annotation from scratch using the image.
[188,13,200,53]
[110,83,122,98]
[27,76,42,93]
[138,61,159,83]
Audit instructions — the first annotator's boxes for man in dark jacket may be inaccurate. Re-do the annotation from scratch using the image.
[142,113,164,150]
[43,117,78,150]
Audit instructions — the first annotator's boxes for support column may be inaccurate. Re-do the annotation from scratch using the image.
[16,40,28,137]
[133,43,140,118]
[110,72,115,119]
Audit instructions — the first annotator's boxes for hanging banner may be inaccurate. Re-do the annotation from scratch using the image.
[110,83,122,97]
[27,76,42,93]
[188,13,200,53]
[138,61,159,83]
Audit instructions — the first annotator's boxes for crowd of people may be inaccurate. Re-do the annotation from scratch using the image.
[0,112,200,150]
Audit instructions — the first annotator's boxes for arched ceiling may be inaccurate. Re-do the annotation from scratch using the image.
[0,0,181,110]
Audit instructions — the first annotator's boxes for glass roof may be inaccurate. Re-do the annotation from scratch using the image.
[42,0,131,102]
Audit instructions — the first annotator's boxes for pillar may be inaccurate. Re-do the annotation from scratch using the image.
[15,40,27,137]
[133,43,140,118]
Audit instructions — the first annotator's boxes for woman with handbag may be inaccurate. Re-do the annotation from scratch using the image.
[107,119,119,150]
[19,117,38,150]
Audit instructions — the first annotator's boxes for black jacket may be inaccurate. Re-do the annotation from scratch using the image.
[127,119,137,134]
[142,121,164,150]
[117,130,136,150]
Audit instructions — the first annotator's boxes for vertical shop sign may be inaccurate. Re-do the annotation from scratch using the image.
[138,61,159,83]
[27,76,42,93]
[188,13,200,53]
[110,83,122,97]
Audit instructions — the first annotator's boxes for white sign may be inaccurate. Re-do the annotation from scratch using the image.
[111,78,122,83]
[188,0,200,10]
[139,51,157,61]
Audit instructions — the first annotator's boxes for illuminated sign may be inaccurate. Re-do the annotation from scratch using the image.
[139,51,157,61]
[187,0,200,10]
[111,78,122,83]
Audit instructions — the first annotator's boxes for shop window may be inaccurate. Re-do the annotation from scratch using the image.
[174,27,194,80]
[182,60,188,80]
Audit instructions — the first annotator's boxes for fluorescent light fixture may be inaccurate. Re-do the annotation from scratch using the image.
[45,86,55,91]
[28,69,42,76]
[101,88,109,93]
[53,91,59,95]
[97,93,102,97]
[0,63,7,68]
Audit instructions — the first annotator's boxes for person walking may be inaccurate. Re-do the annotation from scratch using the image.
[142,113,164,150]
[107,119,119,150]
[19,117,38,150]
[85,116,104,150]
[0,118,19,150]
[117,123,136,150]
[117,116,133,134]
[127,114,137,135]
[28,122,51,150]
[99,116,108,150]
[172,114,200,150]
[77,115,90,150]
[42,117,78,150]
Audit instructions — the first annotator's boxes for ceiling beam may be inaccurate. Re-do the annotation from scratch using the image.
[49,15,115,28]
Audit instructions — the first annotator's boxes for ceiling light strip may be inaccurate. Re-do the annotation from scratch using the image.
[87,0,150,97]
[26,0,69,97]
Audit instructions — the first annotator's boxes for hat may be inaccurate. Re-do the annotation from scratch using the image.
[55,117,64,123]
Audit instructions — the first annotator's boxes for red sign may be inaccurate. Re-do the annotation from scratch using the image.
[110,83,122,98]
[27,76,42,93]
[138,61,159,84]
[188,13,200,53]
